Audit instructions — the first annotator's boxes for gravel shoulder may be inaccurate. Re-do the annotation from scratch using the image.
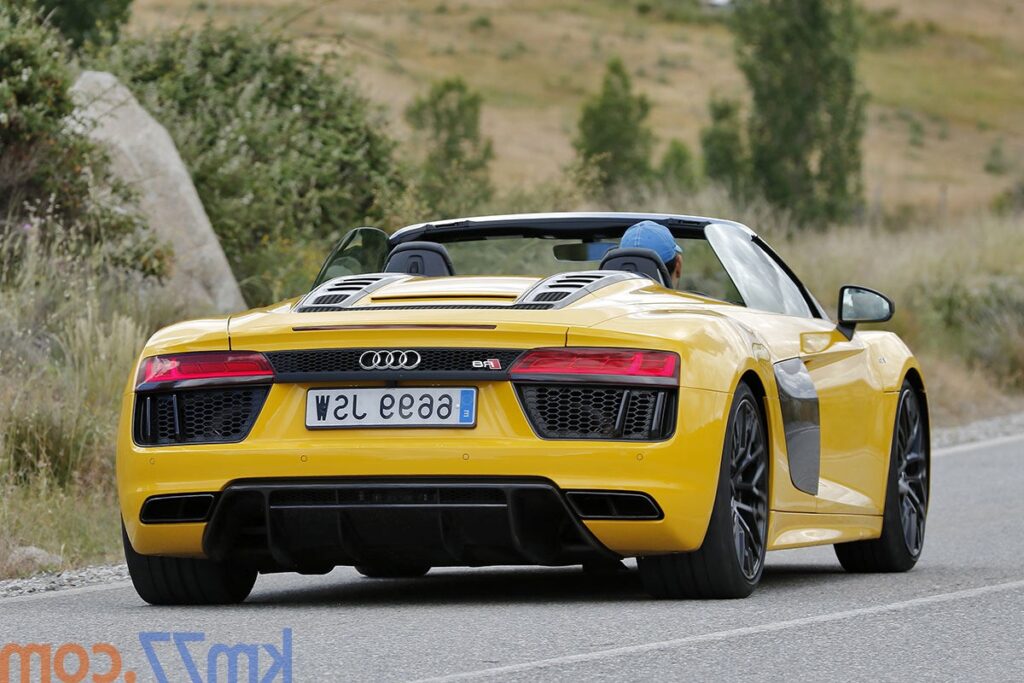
[2,411,1021,600]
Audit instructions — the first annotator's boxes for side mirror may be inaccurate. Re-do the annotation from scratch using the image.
[837,285,894,339]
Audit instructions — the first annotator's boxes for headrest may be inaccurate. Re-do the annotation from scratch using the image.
[599,247,671,287]
[382,241,456,277]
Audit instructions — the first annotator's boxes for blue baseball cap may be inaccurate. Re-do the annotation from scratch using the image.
[619,221,683,266]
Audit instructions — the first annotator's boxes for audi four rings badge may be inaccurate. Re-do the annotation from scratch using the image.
[359,350,422,370]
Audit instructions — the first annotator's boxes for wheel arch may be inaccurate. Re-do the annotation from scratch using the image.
[902,366,931,472]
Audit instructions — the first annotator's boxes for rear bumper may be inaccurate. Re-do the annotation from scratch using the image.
[203,478,631,570]
[117,385,732,560]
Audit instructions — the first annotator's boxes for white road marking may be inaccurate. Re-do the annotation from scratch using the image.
[933,432,1024,458]
[414,578,1024,682]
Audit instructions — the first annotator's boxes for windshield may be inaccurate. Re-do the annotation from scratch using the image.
[315,220,820,316]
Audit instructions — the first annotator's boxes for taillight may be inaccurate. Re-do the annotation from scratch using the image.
[509,348,678,385]
[136,351,274,390]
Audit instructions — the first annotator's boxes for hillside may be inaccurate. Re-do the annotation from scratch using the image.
[129,0,1024,217]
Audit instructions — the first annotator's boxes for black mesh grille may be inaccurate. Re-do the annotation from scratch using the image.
[267,348,524,376]
[313,294,349,306]
[517,385,672,440]
[135,387,269,446]
[532,291,570,302]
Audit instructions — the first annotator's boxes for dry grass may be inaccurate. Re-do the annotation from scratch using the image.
[770,212,1024,424]
[0,223,190,578]
[0,482,122,577]
[128,0,1024,214]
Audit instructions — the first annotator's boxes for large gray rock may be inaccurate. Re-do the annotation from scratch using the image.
[6,546,62,574]
[70,71,246,313]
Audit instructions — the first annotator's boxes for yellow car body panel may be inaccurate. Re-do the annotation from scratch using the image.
[117,219,926,570]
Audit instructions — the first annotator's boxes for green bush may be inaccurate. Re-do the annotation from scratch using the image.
[17,0,132,48]
[656,138,698,193]
[984,139,1010,175]
[914,280,1024,390]
[0,6,155,274]
[574,57,655,195]
[405,77,494,219]
[103,24,403,305]
[700,96,748,199]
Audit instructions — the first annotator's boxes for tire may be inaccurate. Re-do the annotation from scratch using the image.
[638,383,769,599]
[354,562,431,579]
[835,380,928,572]
[122,523,256,605]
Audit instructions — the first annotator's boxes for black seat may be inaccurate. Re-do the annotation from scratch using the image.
[599,247,671,287]
[383,241,456,277]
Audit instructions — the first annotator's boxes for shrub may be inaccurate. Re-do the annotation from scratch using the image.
[405,77,494,218]
[0,6,156,274]
[103,24,403,305]
[733,0,867,226]
[657,138,698,193]
[993,179,1024,215]
[17,0,132,48]
[700,96,748,199]
[984,139,1010,175]
[574,57,655,196]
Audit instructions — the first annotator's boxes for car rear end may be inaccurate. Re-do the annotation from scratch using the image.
[118,312,730,574]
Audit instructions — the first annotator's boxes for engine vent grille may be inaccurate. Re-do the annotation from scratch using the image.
[517,384,673,440]
[517,271,639,308]
[296,274,406,312]
[134,387,269,446]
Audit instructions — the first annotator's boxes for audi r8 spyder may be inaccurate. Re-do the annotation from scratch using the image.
[117,212,930,604]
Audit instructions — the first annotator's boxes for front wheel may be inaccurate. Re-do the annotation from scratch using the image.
[122,523,256,605]
[835,380,928,572]
[639,383,769,599]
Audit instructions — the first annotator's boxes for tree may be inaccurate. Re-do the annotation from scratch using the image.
[574,57,654,194]
[733,0,866,225]
[20,0,132,48]
[107,25,402,303]
[657,138,698,193]
[700,97,748,199]
[405,77,494,217]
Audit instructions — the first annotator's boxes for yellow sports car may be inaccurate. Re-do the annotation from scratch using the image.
[117,212,929,604]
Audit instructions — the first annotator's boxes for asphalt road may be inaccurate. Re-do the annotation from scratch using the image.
[3,433,1023,682]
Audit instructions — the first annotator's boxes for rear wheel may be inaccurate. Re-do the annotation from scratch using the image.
[122,523,256,605]
[639,383,769,599]
[835,380,928,572]
[355,562,431,579]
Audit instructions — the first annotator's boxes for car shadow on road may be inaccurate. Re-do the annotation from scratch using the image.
[243,562,849,607]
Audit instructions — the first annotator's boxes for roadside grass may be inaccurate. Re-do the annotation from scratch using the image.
[0,223,188,578]
[0,481,122,578]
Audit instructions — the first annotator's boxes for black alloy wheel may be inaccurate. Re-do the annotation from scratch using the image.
[639,383,769,599]
[729,394,770,582]
[895,387,928,555]
[835,380,929,573]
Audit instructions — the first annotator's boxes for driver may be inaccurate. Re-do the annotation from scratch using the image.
[619,220,684,288]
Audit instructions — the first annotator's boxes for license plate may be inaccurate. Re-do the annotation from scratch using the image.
[305,387,477,429]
